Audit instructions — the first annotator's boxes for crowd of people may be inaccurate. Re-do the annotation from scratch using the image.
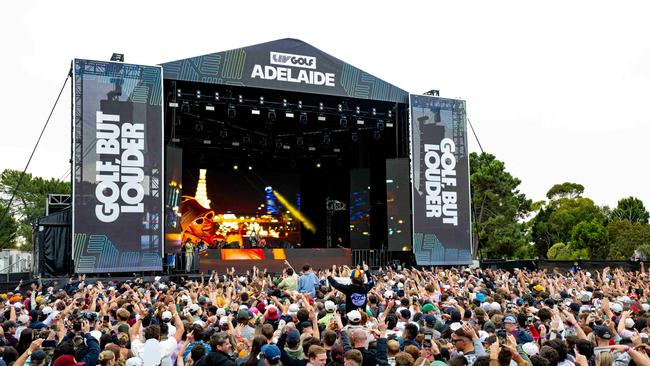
[1,262,650,366]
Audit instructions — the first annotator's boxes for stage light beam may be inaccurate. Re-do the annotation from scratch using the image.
[272,190,316,233]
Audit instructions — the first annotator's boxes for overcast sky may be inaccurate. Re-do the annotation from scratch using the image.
[2,0,649,209]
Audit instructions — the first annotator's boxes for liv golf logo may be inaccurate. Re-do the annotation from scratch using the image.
[250,51,335,86]
[270,52,316,69]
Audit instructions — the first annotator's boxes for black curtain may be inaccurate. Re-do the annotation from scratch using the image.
[37,208,71,277]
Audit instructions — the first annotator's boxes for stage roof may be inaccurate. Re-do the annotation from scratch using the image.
[160,38,409,104]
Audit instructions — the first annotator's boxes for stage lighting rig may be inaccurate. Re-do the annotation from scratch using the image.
[372,108,376,116]
[196,90,201,99]
[259,96,265,104]
[338,104,343,113]
[214,92,220,101]
[282,99,288,108]
[355,106,361,114]
[319,102,324,111]
[298,100,303,109]
[238,94,244,103]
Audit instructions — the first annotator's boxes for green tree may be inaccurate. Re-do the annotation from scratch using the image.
[546,182,585,200]
[611,197,649,224]
[470,152,531,259]
[571,219,609,259]
[607,219,650,259]
[546,242,588,260]
[0,202,19,249]
[0,169,70,248]
[531,187,604,257]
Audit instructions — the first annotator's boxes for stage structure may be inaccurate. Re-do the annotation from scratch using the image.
[67,38,472,275]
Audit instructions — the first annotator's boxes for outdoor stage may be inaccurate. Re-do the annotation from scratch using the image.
[36,38,472,278]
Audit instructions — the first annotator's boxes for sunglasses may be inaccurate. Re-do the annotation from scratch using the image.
[193,212,214,225]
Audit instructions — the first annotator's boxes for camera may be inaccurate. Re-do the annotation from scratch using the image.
[423,333,433,348]
[496,329,507,345]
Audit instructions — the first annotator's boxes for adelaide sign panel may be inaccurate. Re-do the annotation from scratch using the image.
[409,94,472,265]
[72,59,163,273]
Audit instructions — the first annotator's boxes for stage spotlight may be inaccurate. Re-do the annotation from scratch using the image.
[283,99,288,108]
[238,94,243,103]
[196,90,201,99]
[388,109,392,119]
[251,108,260,115]
[205,105,215,111]
[286,112,294,118]
[214,92,219,101]
[259,96,264,104]
[203,139,211,144]
[248,165,253,170]
[227,104,236,118]
[283,144,291,150]
[386,122,394,128]
[298,100,303,109]
[374,130,381,140]
[268,109,277,122]
[351,132,358,142]
[318,115,326,122]
[300,112,308,124]
[355,106,360,114]
[233,165,239,170]
[316,162,321,168]
[377,120,385,131]
[340,117,348,128]
[319,102,324,111]
[356,119,365,125]
[372,108,376,116]
[308,146,316,152]
[338,104,343,112]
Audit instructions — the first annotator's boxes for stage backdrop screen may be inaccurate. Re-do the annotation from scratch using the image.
[73,59,163,273]
[409,95,471,265]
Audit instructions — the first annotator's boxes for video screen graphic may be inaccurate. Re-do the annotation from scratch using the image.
[179,167,304,250]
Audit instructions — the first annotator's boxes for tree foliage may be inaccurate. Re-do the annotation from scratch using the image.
[570,219,609,259]
[607,219,650,259]
[469,153,531,259]
[611,196,649,224]
[0,202,19,249]
[531,188,604,257]
[0,169,70,248]
[546,182,585,200]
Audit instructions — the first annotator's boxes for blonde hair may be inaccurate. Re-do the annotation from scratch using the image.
[597,352,613,366]
[98,351,116,366]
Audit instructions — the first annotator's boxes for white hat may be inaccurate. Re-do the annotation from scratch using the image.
[625,318,635,329]
[161,311,173,321]
[489,302,501,311]
[347,310,362,322]
[17,315,29,325]
[125,357,143,366]
[288,304,300,316]
[388,280,396,287]
[219,317,229,326]
[384,290,394,299]
[478,330,489,342]
[189,303,201,313]
[610,302,623,313]
[239,305,249,311]
[579,305,591,313]
[42,306,53,315]
[481,302,491,311]
[522,342,539,356]
[325,301,336,312]
[397,282,404,288]
[620,296,632,304]
[154,276,161,282]
[180,294,190,302]
[13,302,23,309]
[449,322,462,331]
[216,308,226,316]
[642,304,650,312]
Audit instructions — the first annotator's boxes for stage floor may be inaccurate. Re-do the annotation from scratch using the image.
[198,248,352,272]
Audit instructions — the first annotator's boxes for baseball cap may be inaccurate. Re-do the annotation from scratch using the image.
[610,302,623,313]
[347,310,361,323]
[125,357,143,366]
[260,344,281,364]
[504,314,517,324]
[237,309,251,321]
[17,314,30,325]
[421,303,435,313]
[522,342,539,356]
[594,325,612,339]
[161,311,172,321]
[325,301,336,312]
[265,307,279,321]
[476,293,486,303]
[288,304,300,316]
[384,290,394,299]
[189,303,201,313]
[423,314,436,327]
[287,329,301,343]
